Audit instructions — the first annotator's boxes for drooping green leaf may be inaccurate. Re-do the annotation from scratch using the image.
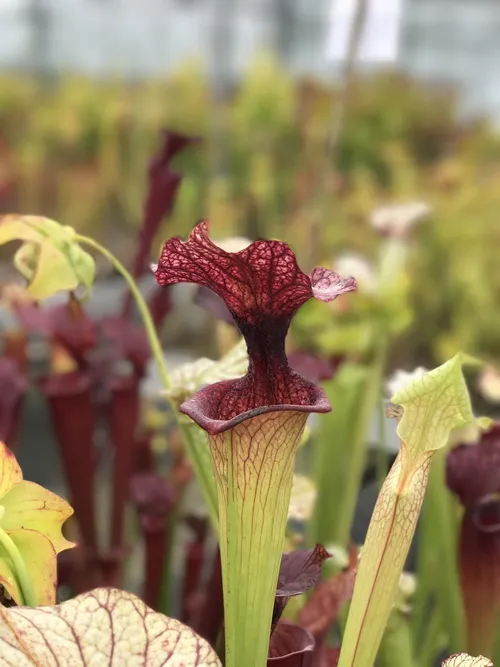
[0,215,96,299]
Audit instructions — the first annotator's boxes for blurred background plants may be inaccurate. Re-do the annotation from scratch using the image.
[1,57,499,369]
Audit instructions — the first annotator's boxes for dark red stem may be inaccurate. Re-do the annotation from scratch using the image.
[181,519,208,622]
[108,376,141,552]
[191,547,224,646]
[41,371,98,552]
[144,528,168,609]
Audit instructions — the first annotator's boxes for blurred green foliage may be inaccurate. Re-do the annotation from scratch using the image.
[0,54,499,368]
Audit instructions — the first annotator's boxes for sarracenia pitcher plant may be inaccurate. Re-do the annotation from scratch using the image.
[0,212,486,667]
[152,221,356,667]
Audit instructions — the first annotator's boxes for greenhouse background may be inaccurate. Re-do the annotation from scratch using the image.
[0,0,499,119]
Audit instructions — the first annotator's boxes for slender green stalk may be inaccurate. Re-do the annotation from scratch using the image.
[418,609,446,667]
[410,489,438,648]
[491,616,500,667]
[377,609,414,667]
[76,235,219,531]
[309,332,387,550]
[424,449,465,652]
[335,345,386,546]
[0,526,36,606]
[157,492,182,616]
[181,423,219,530]
[75,235,171,390]
[308,364,365,548]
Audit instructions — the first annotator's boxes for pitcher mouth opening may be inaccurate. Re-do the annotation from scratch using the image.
[179,375,331,436]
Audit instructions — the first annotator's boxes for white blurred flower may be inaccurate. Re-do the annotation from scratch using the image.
[370,201,432,238]
[477,365,500,404]
[287,475,316,522]
[448,416,494,447]
[395,571,417,614]
[323,543,349,570]
[386,366,428,398]
[333,254,377,294]
[165,338,248,405]
[399,571,417,599]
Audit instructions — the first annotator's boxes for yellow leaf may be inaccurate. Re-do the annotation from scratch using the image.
[6,529,57,605]
[0,446,21,498]
[0,215,71,246]
[1,481,74,553]
[0,215,96,300]
[0,588,222,666]
[23,242,82,300]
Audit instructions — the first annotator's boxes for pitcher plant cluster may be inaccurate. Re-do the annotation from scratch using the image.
[0,132,497,667]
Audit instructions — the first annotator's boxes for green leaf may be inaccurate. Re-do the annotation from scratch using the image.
[377,608,413,667]
[0,215,96,299]
[0,588,222,666]
[310,342,386,550]
[413,448,465,653]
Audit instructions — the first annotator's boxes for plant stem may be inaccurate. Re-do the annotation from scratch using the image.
[0,526,37,606]
[418,608,446,667]
[377,609,414,667]
[335,348,385,546]
[410,491,437,648]
[308,366,361,548]
[76,235,219,533]
[307,0,368,267]
[157,496,181,616]
[425,449,465,652]
[181,423,219,531]
[75,235,171,390]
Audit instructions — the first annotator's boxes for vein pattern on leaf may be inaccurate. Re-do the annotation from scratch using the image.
[0,588,222,666]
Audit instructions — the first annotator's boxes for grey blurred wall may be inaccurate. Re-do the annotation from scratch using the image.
[0,0,330,78]
[1,0,500,121]
[400,0,500,121]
